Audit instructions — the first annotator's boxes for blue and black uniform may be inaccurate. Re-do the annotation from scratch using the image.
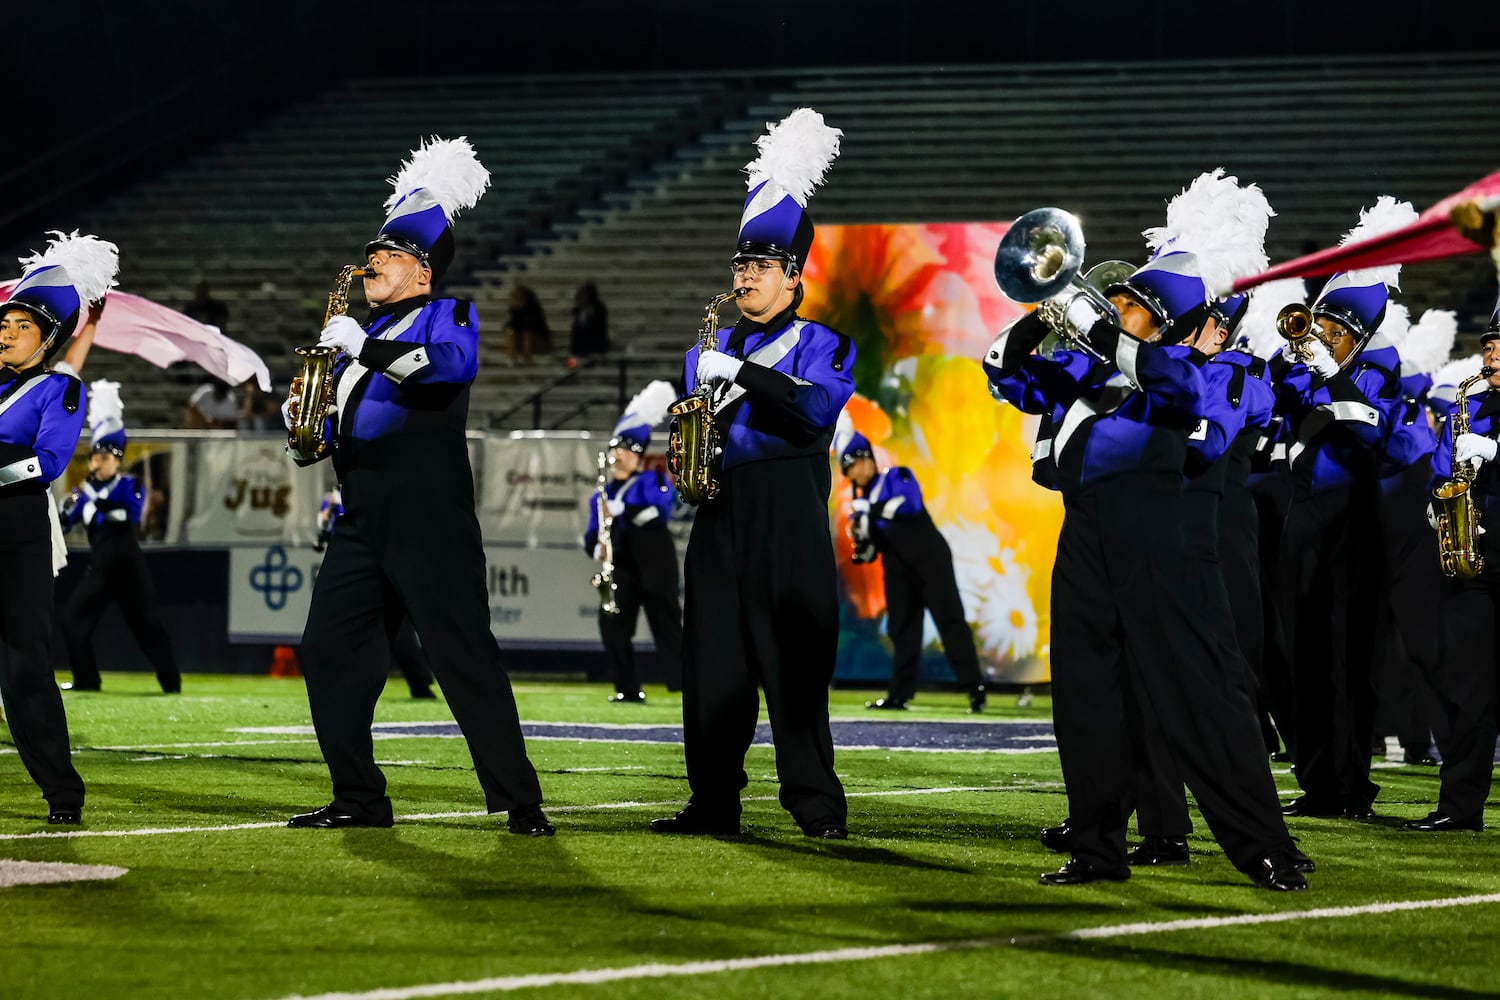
[677,304,854,832]
[985,311,1295,877]
[849,466,983,705]
[292,294,543,824]
[0,365,87,814]
[59,471,180,692]
[583,469,682,696]
[1273,334,1398,816]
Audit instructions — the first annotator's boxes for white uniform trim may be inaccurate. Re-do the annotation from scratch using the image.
[630,507,660,526]
[1031,437,1053,462]
[335,309,425,431]
[1115,335,1142,388]
[381,347,431,384]
[0,455,41,486]
[713,321,805,414]
[880,496,906,519]
[1189,419,1210,442]
[1053,373,1134,466]
[0,374,47,421]
[1321,400,1379,426]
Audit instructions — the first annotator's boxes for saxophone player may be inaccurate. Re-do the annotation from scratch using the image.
[281,138,552,836]
[583,383,684,703]
[651,109,856,840]
[1406,302,1500,832]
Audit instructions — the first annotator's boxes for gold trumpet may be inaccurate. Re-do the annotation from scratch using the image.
[288,265,366,459]
[1275,303,1320,363]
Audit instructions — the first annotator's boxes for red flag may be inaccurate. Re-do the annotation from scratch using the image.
[1232,169,1500,293]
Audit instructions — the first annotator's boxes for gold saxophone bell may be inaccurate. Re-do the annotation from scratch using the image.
[288,265,367,459]
[1434,366,1496,578]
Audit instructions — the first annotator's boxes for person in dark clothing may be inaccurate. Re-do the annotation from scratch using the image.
[59,380,181,694]
[650,108,853,840]
[282,137,551,836]
[583,382,683,702]
[568,282,610,366]
[504,284,550,365]
[835,430,986,713]
[0,230,115,823]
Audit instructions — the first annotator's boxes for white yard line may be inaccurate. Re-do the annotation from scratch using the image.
[277,893,1500,1000]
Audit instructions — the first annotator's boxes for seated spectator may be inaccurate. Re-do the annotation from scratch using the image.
[238,379,277,431]
[185,380,239,429]
[504,284,550,366]
[567,282,610,368]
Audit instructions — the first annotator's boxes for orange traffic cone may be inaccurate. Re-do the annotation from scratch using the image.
[269,646,302,678]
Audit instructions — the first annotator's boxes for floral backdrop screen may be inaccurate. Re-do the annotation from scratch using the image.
[803,222,1063,685]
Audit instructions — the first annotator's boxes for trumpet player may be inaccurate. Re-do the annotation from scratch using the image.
[1273,198,1414,822]
[651,109,855,840]
[1407,307,1500,832]
[986,205,1308,890]
[583,383,683,703]
[281,138,552,837]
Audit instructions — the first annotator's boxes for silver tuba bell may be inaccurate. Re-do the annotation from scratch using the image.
[993,207,1129,362]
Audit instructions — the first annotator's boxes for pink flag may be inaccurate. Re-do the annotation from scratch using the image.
[1232,169,1500,293]
[0,284,272,390]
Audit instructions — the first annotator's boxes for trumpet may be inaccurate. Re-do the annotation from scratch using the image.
[1276,303,1320,363]
[993,207,1128,361]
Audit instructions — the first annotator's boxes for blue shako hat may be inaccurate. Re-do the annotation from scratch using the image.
[366,137,490,283]
[608,380,677,454]
[1482,288,1500,347]
[837,430,874,471]
[1208,292,1250,336]
[6,231,119,364]
[1311,196,1418,350]
[87,379,127,457]
[734,109,842,271]
[1107,251,1208,335]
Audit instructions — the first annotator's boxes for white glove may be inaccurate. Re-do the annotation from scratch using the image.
[1065,295,1102,336]
[1304,339,1339,379]
[319,315,368,359]
[592,543,604,560]
[1427,504,1440,531]
[605,498,625,517]
[697,349,743,383]
[1455,432,1499,466]
[851,498,871,514]
[281,394,298,430]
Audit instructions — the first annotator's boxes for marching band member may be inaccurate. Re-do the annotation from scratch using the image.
[985,209,1309,889]
[583,382,684,703]
[58,380,182,693]
[1406,300,1500,831]
[835,426,987,713]
[0,231,116,823]
[651,109,855,840]
[1274,198,1415,821]
[283,138,551,836]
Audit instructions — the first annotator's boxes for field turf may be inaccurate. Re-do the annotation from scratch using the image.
[2,674,1497,999]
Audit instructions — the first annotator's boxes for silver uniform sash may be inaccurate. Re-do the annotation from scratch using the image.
[334,309,426,433]
[712,321,806,415]
[1053,372,1135,465]
[0,373,49,421]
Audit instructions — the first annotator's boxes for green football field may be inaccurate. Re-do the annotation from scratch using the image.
[3,673,1497,999]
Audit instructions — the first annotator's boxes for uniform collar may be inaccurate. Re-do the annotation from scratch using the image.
[726,305,798,355]
[365,294,431,327]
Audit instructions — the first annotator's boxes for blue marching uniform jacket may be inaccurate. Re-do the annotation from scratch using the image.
[0,369,86,495]
[683,313,855,470]
[60,473,145,542]
[1271,335,1400,494]
[983,312,1205,491]
[1432,387,1500,525]
[583,471,675,554]
[1382,370,1439,486]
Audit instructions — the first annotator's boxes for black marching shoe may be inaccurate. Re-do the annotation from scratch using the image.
[968,685,987,714]
[1281,795,1342,818]
[47,808,81,825]
[507,804,556,837]
[1040,819,1074,853]
[866,697,908,711]
[1402,750,1439,767]
[408,685,437,700]
[1127,835,1190,866]
[649,804,740,835]
[1343,795,1377,820]
[1402,811,1483,832]
[607,691,646,704]
[287,804,394,829]
[60,682,100,692]
[804,818,849,840]
[1039,859,1130,886]
[1284,846,1317,872]
[1250,853,1309,891]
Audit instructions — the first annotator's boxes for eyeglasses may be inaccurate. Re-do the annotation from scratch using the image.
[729,259,783,278]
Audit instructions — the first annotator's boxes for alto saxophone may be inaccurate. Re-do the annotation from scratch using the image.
[1433,366,1496,578]
[667,288,745,505]
[590,449,621,615]
[288,265,367,459]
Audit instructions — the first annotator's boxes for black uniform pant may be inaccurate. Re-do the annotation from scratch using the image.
[0,493,85,811]
[300,507,542,821]
[681,456,846,829]
[883,543,983,702]
[1051,475,1291,873]
[598,530,683,695]
[63,540,181,691]
[1253,484,1296,757]
[1280,486,1384,810]
[1429,554,1500,822]
[391,618,435,695]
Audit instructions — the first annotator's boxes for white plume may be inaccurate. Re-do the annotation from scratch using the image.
[744,108,842,207]
[1378,301,1412,347]
[1143,168,1275,299]
[17,231,120,304]
[1432,354,1487,392]
[1337,195,1418,291]
[87,378,124,432]
[1234,277,1307,360]
[832,408,855,458]
[384,136,490,220]
[1399,308,1458,377]
[616,380,678,431]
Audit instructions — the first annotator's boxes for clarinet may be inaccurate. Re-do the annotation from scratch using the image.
[590,450,622,615]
